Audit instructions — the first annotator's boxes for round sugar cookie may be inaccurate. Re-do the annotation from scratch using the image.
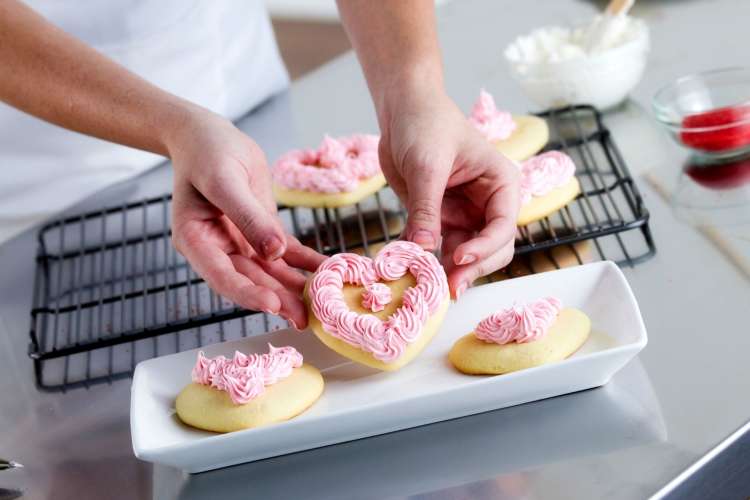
[528,240,593,273]
[305,274,450,371]
[274,173,387,209]
[300,210,404,253]
[449,308,591,375]
[175,363,324,433]
[494,115,550,162]
[350,241,387,257]
[517,176,581,226]
[485,256,533,283]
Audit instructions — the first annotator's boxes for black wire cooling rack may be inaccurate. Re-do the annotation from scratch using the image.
[27,105,655,392]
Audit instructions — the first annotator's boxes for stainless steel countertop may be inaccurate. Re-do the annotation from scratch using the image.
[1,1,749,499]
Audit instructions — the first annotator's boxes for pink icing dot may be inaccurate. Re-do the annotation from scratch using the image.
[474,297,563,344]
[518,151,576,205]
[468,89,517,142]
[309,241,449,363]
[191,344,303,405]
[272,134,381,194]
[362,282,392,312]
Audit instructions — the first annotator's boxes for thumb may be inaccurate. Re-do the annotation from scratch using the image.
[403,160,450,250]
[203,172,288,261]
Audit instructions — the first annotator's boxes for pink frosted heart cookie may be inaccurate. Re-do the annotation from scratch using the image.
[272,134,387,208]
[305,241,450,371]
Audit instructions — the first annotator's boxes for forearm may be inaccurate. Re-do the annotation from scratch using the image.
[337,0,445,123]
[0,0,200,157]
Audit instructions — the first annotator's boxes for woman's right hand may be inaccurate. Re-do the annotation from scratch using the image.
[166,108,325,330]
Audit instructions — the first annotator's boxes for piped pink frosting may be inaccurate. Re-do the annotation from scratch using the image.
[468,89,517,142]
[362,282,392,312]
[191,344,303,405]
[518,151,576,205]
[475,297,562,344]
[309,241,448,363]
[273,134,381,193]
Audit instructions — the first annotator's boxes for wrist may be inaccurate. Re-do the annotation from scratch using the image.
[160,102,222,160]
[372,61,446,129]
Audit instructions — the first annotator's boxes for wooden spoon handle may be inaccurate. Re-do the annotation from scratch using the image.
[605,0,635,16]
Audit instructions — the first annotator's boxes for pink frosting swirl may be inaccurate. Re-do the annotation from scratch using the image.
[273,134,381,194]
[191,344,303,405]
[309,241,448,363]
[518,151,576,205]
[362,282,392,312]
[468,89,517,142]
[475,297,563,345]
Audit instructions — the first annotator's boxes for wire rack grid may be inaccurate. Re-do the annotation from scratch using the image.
[27,105,655,392]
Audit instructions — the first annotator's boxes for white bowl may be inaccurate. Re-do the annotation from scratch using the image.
[505,19,650,110]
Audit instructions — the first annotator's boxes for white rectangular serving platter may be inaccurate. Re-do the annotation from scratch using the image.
[131,261,647,473]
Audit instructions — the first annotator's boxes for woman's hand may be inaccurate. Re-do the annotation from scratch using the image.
[166,109,325,329]
[337,1,520,299]
[1,0,328,326]
[378,87,520,298]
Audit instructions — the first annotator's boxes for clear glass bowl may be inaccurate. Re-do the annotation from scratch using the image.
[653,67,750,159]
[671,153,750,227]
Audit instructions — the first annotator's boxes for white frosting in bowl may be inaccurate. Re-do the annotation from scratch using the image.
[505,16,650,110]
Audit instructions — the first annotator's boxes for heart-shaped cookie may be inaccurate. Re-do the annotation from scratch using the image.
[305,241,450,371]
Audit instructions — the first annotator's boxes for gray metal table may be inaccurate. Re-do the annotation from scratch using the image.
[1,1,749,499]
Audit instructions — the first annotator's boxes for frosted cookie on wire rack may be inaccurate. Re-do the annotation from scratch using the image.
[273,134,387,208]
[449,297,590,375]
[484,240,593,283]
[176,345,324,433]
[304,241,450,371]
[516,151,581,226]
[468,89,549,162]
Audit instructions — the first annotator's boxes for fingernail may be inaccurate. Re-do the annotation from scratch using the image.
[456,282,467,299]
[263,308,279,315]
[412,230,436,250]
[289,319,300,331]
[261,236,285,260]
[457,254,476,266]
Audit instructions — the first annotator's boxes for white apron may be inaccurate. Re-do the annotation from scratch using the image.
[0,0,289,243]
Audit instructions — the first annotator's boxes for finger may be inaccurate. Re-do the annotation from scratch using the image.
[276,287,309,330]
[230,254,289,291]
[441,195,482,230]
[230,254,308,329]
[402,155,451,250]
[440,228,473,277]
[283,236,326,272]
[378,137,408,201]
[257,256,308,294]
[183,242,282,313]
[448,240,515,299]
[201,167,288,261]
[453,155,520,266]
[250,160,281,216]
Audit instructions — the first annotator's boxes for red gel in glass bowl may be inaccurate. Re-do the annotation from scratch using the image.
[680,104,750,152]
[653,68,750,159]
[685,155,750,190]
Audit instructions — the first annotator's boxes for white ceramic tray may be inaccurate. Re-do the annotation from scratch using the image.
[131,261,647,473]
